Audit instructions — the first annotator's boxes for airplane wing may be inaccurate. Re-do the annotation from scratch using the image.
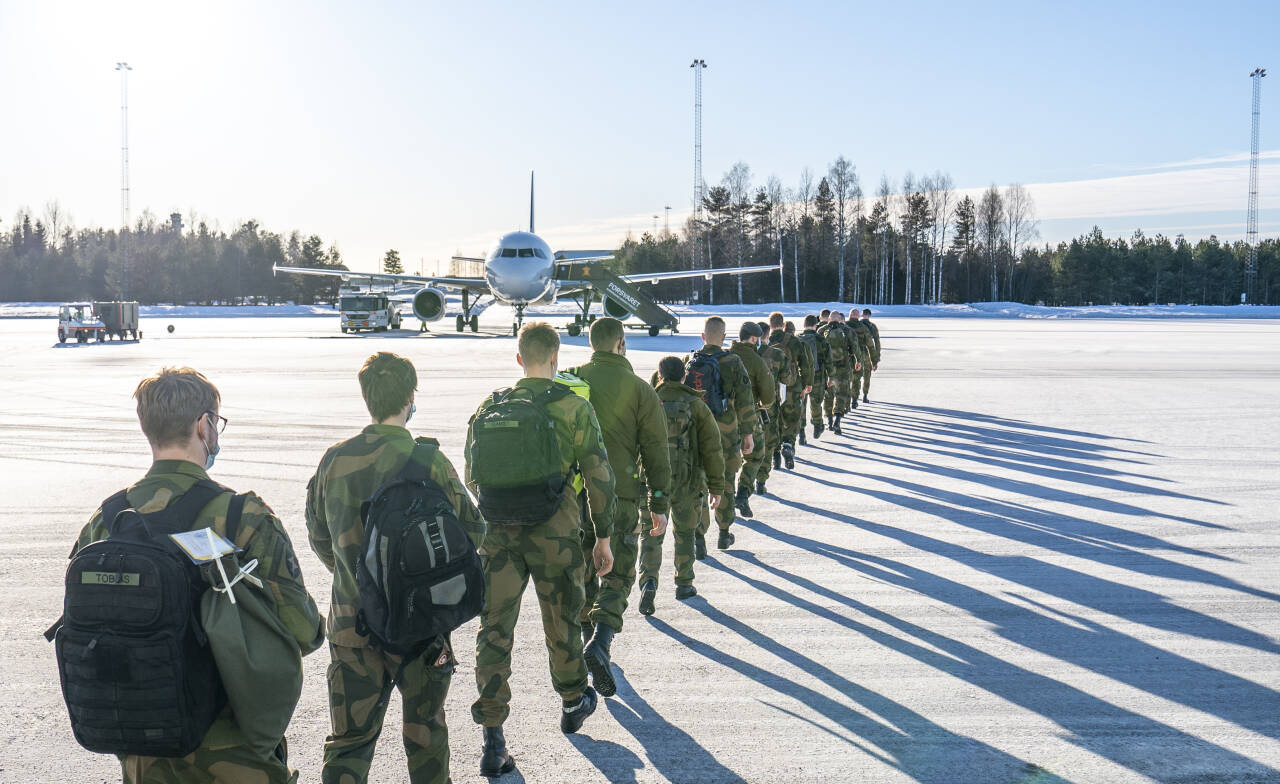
[619,264,781,284]
[272,265,491,293]
[554,250,615,263]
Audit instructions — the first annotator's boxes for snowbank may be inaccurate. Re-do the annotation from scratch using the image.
[0,302,337,319]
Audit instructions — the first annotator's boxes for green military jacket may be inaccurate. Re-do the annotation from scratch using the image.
[819,322,854,373]
[691,343,759,457]
[730,340,776,408]
[568,351,672,515]
[862,318,882,364]
[465,377,616,539]
[656,381,726,496]
[76,460,324,762]
[757,339,789,410]
[800,327,832,382]
[306,425,485,648]
[848,320,874,368]
[773,331,813,389]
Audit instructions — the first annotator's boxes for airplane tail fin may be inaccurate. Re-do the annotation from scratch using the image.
[529,171,535,233]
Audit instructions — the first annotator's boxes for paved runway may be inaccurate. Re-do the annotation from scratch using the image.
[2,313,1278,783]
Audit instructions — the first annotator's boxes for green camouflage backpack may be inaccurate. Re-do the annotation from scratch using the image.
[468,384,574,525]
[661,397,697,489]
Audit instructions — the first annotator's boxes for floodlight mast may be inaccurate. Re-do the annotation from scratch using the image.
[1245,67,1266,304]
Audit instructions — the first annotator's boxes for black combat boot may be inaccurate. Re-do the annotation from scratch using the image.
[756,479,767,495]
[799,429,807,446]
[695,533,707,560]
[772,450,782,470]
[638,578,657,616]
[560,687,599,734]
[827,414,835,432]
[782,443,795,470]
[480,725,516,777]
[675,585,698,600]
[863,394,870,403]
[813,421,824,439]
[717,529,735,549]
[583,623,617,697]
[734,486,753,518]
[832,414,844,436]
[851,396,859,409]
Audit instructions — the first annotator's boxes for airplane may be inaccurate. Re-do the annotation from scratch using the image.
[273,173,780,336]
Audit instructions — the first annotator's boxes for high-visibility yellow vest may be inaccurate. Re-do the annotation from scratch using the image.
[554,371,591,494]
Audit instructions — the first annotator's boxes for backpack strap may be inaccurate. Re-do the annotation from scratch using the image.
[101,489,132,536]
[396,439,439,484]
[142,480,229,537]
[224,492,248,548]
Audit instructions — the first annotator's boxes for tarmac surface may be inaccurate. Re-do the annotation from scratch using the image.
[2,312,1278,783]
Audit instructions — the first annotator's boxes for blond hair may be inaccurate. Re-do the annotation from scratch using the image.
[518,322,560,366]
[134,367,220,448]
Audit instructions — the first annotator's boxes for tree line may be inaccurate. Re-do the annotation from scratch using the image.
[614,159,1279,307]
[3,179,1278,306]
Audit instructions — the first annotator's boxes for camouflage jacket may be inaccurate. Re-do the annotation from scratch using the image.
[306,425,484,648]
[862,318,882,363]
[819,322,854,373]
[782,331,815,388]
[800,328,832,381]
[74,461,324,770]
[692,343,759,456]
[76,460,323,655]
[730,340,776,409]
[756,339,789,410]
[465,377,616,539]
[848,320,874,367]
[656,381,726,496]
[568,351,671,514]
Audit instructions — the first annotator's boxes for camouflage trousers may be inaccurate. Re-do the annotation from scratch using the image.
[472,501,588,727]
[755,405,783,486]
[122,719,296,784]
[639,486,706,588]
[323,641,454,784]
[715,450,743,531]
[809,376,826,425]
[738,409,775,494]
[780,385,805,447]
[581,497,641,633]
[854,364,873,399]
[824,370,852,417]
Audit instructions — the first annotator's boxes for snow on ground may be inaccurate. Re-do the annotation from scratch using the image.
[1,314,1279,783]
[7,299,1280,321]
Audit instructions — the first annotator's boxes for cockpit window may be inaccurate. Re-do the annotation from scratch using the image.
[534,248,547,259]
[518,248,535,258]
[501,248,517,258]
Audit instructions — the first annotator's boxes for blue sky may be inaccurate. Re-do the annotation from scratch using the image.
[1,0,1276,274]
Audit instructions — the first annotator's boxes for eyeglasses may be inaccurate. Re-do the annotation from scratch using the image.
[204,411,229,434]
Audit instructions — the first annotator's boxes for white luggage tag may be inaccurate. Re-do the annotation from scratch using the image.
[170,528,262,604]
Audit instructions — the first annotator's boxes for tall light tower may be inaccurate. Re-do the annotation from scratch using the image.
[116,61,132,297]
[1246,67,1266,304]
[664,205,671,235]
[690,58,707,299]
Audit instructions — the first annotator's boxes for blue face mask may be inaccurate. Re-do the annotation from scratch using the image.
[406,402,416,424]
[201,434,219,470]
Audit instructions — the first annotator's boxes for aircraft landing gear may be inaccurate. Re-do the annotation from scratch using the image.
[459,290,484,334]
[470,315,479,333]
[512,303,527,336]
[648,326,660,337]
[567,292,593,337]
[456,314,465,333]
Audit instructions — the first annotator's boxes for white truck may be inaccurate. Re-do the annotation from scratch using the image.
[57,301,141,343]
[338,292,402,333]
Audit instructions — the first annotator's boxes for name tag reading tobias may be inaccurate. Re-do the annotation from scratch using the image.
[81,571,141,586]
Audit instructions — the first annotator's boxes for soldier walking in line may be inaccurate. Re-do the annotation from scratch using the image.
[859,308,882,403]
[729,321,774,518]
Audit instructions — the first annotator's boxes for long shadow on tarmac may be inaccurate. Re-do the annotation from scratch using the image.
[570,667,748,784]
[726,520,1280,781]
[646,611,1063,784]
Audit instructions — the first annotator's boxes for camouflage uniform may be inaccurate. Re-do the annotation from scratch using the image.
[753,338,790,488]
[848,319,874,404]
[819,321,854,417]
[307,425,484,784]
[465,378,616,727]
[800,327,832,428]
[568,351,671,634]
[860,317,882,398]
[775,331,814,449]
[690,343,757,532]
[638,381,725,588]
[728,340,775,497]
[74,460,323,784]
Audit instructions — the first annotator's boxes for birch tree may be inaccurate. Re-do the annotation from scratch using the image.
[828,156,858,300]
[977,185,1004,301]
[1003,183,1039,300]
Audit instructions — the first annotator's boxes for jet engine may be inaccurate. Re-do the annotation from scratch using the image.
[412,288,448,322]
[603,297,632,319]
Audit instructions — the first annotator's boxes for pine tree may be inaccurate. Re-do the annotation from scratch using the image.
[383,248,404,274]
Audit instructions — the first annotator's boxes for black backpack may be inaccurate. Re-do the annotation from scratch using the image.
[47,481,243,758]
[356,441,484,655]
[799,331,822,372]
[467,384,574,526]
[685,349,730,415]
